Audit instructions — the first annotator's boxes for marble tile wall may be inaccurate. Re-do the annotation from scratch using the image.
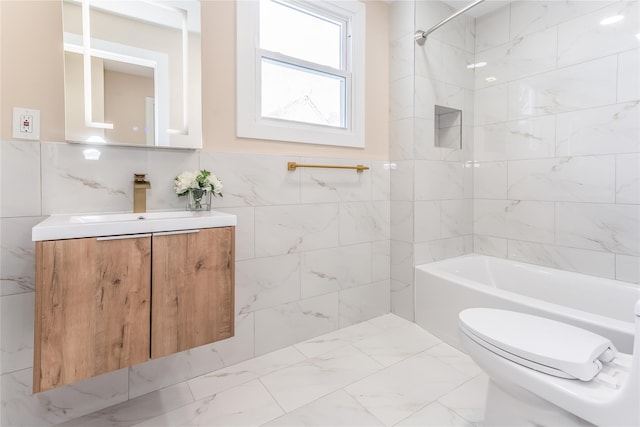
[0,141,390,425]
[389,0,475,321]
[473,0,640,282]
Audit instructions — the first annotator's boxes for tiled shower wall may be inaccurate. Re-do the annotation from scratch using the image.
[390,0,640,315]
[389,0,475,321]
[472,0,640,282]
[0,141,390,425]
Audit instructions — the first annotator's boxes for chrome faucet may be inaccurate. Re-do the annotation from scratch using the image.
[133,173,151,213]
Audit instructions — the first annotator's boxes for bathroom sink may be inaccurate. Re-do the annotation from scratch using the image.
[69,211,198,223]
[32,210,236,241]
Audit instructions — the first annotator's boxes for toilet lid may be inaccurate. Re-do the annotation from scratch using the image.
[459,308,617,381]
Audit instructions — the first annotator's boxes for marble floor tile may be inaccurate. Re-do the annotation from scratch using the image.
[344,353,472,426]
[187,346,306,401]
[394,401,475,427]
[56,383,195,427]
[263,390,384,427]
[2,367,129,426]
[293,320,384,358]
[260,345,383,412]
[352,322,441,367]
[132,379,284,427]
[420,343,484,377]
[438,374,490,425]
[57,315,486,427]
[367,312,415,331]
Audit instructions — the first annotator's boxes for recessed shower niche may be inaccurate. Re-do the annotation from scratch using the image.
[434,105,462,150]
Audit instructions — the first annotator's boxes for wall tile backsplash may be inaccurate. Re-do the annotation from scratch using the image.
[0,216,42,297]
[0,141,41,218]
[0,141,390,425]
[40,143,201,214]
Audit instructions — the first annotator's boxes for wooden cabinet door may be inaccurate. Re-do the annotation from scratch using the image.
[33,236,151,393]
[151,227,234,359]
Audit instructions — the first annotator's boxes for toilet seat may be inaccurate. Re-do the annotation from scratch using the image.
[459,308,617,381]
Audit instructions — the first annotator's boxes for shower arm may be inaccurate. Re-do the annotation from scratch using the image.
[415,0,485,45]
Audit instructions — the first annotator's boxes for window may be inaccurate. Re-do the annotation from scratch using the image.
[237,0,365,147]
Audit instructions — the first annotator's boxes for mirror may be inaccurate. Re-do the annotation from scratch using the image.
[434,105,462,150]
[62,0,202,148]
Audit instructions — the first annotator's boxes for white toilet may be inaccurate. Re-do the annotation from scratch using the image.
[459,300,640,427]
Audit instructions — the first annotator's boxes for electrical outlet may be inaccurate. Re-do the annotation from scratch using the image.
[21,115,33,133]
[13,107,40,140]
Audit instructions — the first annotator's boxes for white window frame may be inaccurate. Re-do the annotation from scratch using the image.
[237,0,365,148]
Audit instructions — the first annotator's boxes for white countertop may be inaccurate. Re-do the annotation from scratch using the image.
[32,210,237,241]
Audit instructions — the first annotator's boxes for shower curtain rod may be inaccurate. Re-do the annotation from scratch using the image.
[414,0,485,45]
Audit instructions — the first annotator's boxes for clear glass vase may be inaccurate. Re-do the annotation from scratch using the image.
[186,188,212,211]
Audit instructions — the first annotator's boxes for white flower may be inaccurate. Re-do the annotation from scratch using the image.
[174,171,199,195]
[174,169,223,197]
[206,175,223,195]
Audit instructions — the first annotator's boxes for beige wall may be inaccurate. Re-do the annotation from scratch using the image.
[1,1,65,142]
[1,0,389,159]
[201,0,390,159]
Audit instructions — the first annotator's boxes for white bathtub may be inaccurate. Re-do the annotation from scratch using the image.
[415,254,639,353]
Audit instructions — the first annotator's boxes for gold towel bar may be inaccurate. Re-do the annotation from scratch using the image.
[287,162,369,173]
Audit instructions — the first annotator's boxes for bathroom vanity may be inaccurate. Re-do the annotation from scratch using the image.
[31,211,236,393]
